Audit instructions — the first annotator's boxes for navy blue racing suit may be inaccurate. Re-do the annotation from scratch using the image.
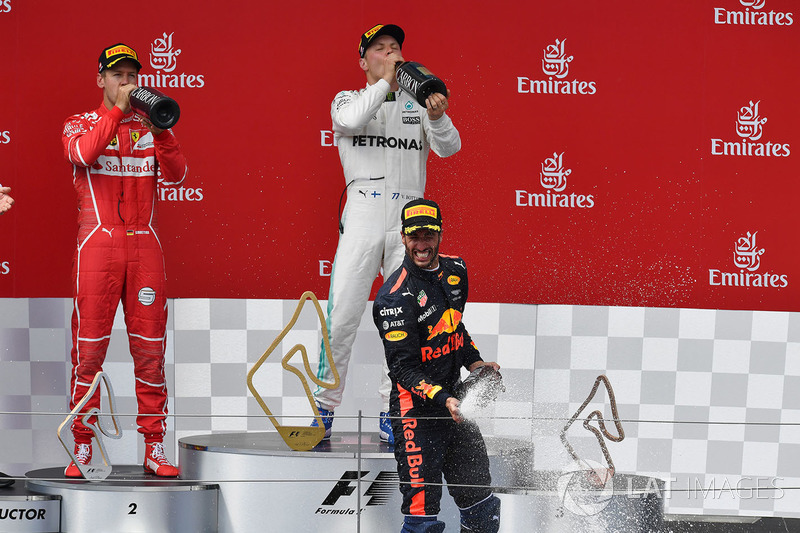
[373,253,492,517]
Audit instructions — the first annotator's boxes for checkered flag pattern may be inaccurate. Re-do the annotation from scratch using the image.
[1,298,798,517]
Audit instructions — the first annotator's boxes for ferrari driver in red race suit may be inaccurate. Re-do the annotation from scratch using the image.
[314,24,461,444]
[373,199,501,533]
[61,43,187,478]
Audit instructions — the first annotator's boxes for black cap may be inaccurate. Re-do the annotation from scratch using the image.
[98,43,142,73]
[401,199,442,234]
[358,24,404,57]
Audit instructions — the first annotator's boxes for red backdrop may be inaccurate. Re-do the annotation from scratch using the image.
[0,0,797,310]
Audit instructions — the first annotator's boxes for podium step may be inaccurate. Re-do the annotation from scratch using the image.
[0,482,60,533]
[25,466,217,533]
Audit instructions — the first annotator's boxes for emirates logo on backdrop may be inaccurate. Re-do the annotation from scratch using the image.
[714,0,793,25]
[732,231,764,272]
[540,152,571,192]
[711,100,790,157]
[542,39,573,79]
[138,31,206,89]
[150,32,181,73]
[515,151,595,209]
[708,231,788,288]
[517,38,597,96]
[736,100,767,141]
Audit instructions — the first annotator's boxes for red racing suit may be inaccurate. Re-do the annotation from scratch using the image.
[62,103,187,443]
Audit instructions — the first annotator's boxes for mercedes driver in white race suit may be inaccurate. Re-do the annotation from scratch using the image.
[314,24,461,443]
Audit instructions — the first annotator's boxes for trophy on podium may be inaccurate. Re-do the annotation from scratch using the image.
[395,61,448,108]
[57,372,122,480]
[130,87,181,129]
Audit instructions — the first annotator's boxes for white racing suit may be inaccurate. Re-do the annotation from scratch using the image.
[315,78,461,411]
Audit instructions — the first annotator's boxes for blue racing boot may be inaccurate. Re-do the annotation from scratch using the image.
[401,515,445,532]
[310,404,333,439]
[379,411,394,445]
[460,495,501,532]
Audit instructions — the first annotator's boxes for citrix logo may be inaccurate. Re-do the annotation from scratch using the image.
[0,0,10,13]
[0,130,10,144]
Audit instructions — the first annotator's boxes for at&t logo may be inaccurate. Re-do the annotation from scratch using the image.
[711,100,790,157]
[708,231,788,288]
[517,38,597,95]
[714,0,793,26]
[138,32,206,89]
[515,152,595,208]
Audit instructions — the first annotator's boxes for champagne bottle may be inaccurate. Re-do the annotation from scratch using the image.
[130,87,181,129]
[395,61,448,108]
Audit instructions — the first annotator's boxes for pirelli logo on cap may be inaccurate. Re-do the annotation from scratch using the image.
[364,25,384,39]
[385,330,407,342]
[404,205,438,219]
[105,45,138,59]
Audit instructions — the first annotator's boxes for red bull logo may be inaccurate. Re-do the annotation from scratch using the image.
[427,309,462,340]
[413,379,442,399]
[421,332,464,362]
[402,418,425,488]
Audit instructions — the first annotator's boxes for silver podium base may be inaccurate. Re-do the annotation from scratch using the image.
[179,431,664,533]
[25,466,218,533]
[0,482,60,533]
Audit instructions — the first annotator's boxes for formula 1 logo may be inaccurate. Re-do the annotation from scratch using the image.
[317,471,399,515]
[542,39,573,79]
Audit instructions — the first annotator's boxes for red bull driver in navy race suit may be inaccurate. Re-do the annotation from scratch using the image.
[373,199,501,533]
